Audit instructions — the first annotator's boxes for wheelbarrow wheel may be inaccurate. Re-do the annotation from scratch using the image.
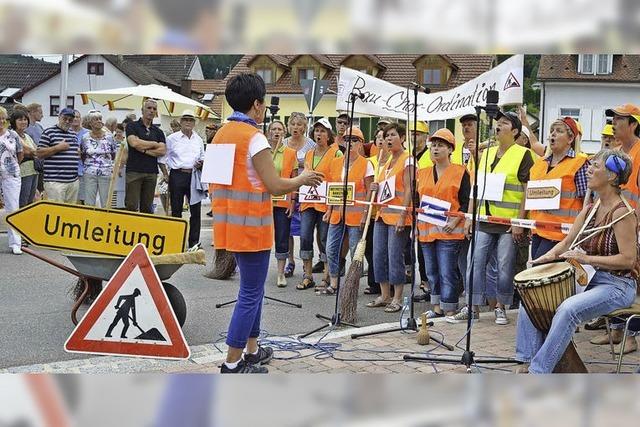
[162,282,186,327]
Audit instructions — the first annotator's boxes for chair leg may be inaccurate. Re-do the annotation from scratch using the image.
[616,314,640,374]
[604,317,616,361]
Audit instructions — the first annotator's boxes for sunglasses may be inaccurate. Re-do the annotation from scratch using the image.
[344,136,363,143]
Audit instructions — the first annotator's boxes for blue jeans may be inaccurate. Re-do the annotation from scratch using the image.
[515,234,561,362]
[299,208,328,262]
[485,252,498,302]
[373,220,410,285]
[529,270,637,373]
[273,207,291,260]
[225,250,270,349]
[326,223,362,277]
[467,231,517,306]
[421,240,462,312]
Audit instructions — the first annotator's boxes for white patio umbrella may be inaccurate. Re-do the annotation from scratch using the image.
[79,84,218,120]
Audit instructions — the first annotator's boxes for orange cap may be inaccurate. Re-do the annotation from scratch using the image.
[344,126,365,142]
[429,128,456,148]
[606,103,640,123]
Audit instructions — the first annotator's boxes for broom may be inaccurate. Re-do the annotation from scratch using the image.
[203,248,237,280]
[340,190,377,324]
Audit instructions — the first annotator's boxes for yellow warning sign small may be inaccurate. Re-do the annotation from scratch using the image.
[326,182,355,206]
[526,186,560,200]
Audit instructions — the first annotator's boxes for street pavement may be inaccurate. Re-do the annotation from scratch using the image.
[1,205,639,374]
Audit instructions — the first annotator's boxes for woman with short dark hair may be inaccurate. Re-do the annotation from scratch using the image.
[211,73,322,373]
[10,110,38,208]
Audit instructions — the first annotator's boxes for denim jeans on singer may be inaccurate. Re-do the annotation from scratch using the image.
[467,230,517,306]
[529,270,637,373]
[373,220,410,285]
[299,208,328,262]
[225,250,270,349]
[326,223,362,278]
[421,240,462,312]
[273,207,291,260]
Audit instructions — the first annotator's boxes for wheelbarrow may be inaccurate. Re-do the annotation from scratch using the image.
[22,247,205,326]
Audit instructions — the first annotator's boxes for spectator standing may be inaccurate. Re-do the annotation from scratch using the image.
[125,99,166,213]
[0,106,24,254]
[36,108,80,203]
[80,111,118,207]
[159,110,205,248]
[10,110,38,207]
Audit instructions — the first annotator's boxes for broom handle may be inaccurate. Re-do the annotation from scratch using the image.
[360,190,378,238]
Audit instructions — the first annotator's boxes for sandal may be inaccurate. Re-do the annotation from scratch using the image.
[366,297,391,308]
[323,286,337,295]
[363,287,381,295]
[315,278,330,295]
[284,262,295,278]
[384,301,403,313]
[296,277,315,290]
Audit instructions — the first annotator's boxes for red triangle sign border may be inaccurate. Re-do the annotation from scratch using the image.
[64,244,190,360]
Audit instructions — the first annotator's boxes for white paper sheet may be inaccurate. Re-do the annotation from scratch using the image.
[475,173,506,202]
[299,183,327,204]
[378,175,396,204]
[201,144,235,185]
[525,178,562,210]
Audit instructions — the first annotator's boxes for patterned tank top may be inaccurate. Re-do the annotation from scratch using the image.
[579,201,634,277]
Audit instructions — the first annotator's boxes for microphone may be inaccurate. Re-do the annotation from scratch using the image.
[349,91,365,100]
[268,96,280,115]
[484,89,500,119]
[410,82,431,94]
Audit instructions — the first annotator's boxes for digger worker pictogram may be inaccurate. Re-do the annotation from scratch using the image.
[105,288,141,338]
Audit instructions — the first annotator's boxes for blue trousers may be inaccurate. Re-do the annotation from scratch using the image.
[225,250,270,349]
[273,207,291,260]
[326,223,361,277]
[529,271,636,373]
[373,220,410,285]
[421,240,462,312]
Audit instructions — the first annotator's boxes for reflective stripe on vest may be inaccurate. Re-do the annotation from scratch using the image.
[213,188,271,202]
[478,144,528,220]
[416,165,466,242]
[213,213,273,227]
[529,155,586,241]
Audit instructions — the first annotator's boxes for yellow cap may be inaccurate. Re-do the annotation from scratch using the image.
[409,121,429,133]
[602,124,614,136]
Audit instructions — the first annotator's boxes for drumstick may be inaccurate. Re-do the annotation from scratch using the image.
[569,196,635,250]
[568,199,600,251]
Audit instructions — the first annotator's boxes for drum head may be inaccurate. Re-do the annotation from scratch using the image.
[514,261,573,283]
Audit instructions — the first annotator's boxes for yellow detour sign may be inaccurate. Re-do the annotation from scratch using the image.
[326,182,355,206]
[5,201,188,256]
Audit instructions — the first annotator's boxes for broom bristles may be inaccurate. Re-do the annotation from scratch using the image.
[340,239,367,324]
[203,249,237,280]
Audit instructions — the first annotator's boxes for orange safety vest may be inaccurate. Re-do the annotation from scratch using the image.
[621,140,640,209]
[328,155,370,226]
[301,144,340,213]
[529,154,587,242]
[417,164,466,242]
[377,151,412,226]
[211,122,273,252]
[272,145,297,209]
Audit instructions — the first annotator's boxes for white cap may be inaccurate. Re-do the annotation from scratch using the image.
[180,109,197,119]
[313,117,333,132]
[521,126,531,140]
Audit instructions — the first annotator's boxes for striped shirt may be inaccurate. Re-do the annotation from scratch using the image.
[38,125,80,183]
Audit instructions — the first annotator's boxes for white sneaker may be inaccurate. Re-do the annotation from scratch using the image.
[11,246,22,255]
[494,308,509,325]
[446,306,479,324]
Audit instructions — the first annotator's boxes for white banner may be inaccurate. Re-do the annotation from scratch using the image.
[336,55,524,121]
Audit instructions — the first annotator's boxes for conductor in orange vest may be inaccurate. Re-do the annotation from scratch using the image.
[211,73,323,373]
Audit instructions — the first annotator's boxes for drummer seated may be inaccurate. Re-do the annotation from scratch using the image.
[527,149,638,373]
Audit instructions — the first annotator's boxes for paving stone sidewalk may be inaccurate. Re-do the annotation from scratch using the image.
[3,310,638,374]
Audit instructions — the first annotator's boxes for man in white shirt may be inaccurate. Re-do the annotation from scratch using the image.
[159,110,205,248]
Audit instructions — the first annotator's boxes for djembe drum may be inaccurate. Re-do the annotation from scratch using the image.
[513,262,588,373]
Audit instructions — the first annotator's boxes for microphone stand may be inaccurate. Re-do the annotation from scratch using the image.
[300,92,361,338]
[402,103,519,370]
[350,85,452,351]
[216,99,303,310]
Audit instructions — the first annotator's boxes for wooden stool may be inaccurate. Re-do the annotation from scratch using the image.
[603,303,640,373]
